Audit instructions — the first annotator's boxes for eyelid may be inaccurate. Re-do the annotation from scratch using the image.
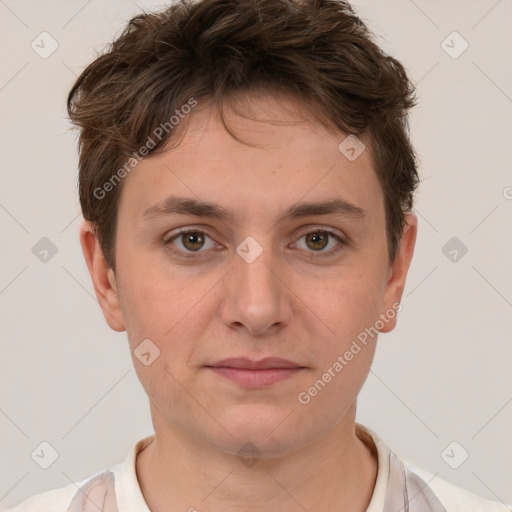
[289,226,346,256]
[164,227,220,248]
[292,225,347,244]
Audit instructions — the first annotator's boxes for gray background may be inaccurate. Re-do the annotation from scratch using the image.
[1,0,511,508]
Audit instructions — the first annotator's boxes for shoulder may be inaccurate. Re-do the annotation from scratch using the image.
[3,470,118,512]
[402,459,508,512]
[356,423,508,512]
[2,483,77,512]
[3,436,153,512]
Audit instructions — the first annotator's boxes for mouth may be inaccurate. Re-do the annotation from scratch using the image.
[206,357,306,388]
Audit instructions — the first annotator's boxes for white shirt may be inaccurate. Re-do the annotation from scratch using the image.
[4,424,506,511]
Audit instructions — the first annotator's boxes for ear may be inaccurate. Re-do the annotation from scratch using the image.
[79,221,126,332]
[379,213,417,333]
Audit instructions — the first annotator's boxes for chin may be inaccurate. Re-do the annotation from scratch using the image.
[212,403,303,455]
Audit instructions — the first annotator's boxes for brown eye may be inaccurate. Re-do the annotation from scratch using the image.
[305,232,329,251]
[294,229,344,255]
[181,231,205,251]
[166,230,216,255]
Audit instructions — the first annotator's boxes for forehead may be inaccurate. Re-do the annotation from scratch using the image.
[116,92,384,228]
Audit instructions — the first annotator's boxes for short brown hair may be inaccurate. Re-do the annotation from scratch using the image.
[68,0,419,271]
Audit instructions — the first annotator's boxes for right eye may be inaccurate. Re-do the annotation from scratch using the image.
[164,229,220,258]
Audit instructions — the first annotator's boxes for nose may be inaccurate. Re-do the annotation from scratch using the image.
[220,241,292,337]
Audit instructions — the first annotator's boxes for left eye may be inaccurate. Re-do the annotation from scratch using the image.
[294,230,343,253]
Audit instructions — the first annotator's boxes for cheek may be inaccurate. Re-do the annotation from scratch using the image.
[308,267,384,341]
[296,276,381,415]
[118,258,195,337]
[117,264,218,376]
[119,273,207,415]
[298,263,385,400]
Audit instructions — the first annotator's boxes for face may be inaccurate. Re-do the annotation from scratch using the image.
[82,91,416,457]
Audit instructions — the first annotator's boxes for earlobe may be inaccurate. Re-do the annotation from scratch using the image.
[79,221,126,332]
[379,213,417,333]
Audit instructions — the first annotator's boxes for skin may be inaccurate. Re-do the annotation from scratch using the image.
[80,91,417,512]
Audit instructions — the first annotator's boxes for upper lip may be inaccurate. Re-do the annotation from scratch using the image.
[208,357,303,370]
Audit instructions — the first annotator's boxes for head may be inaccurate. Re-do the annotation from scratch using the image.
[70,0,418,457]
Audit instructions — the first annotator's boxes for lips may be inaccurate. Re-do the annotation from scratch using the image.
[206,357,305,387]
[209,357,302,370]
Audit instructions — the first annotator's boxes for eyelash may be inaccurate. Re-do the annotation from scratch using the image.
[163,227,346,260]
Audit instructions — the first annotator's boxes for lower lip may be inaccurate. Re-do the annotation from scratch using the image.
[208,367,302,387]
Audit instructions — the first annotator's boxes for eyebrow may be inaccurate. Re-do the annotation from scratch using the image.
[142,195,366,223]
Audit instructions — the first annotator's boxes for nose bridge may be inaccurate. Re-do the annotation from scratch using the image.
[223,236,290,334]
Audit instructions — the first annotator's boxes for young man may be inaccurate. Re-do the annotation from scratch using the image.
[7,0,506,510]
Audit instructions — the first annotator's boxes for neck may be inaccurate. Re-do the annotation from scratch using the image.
[136,409,377,512]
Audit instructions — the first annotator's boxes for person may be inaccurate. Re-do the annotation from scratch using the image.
[6,0,506,510]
